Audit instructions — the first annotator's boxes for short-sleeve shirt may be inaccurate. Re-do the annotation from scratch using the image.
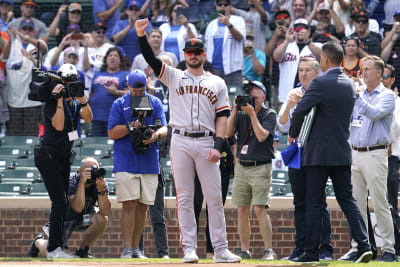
[111,19,152,62]
[107,92,167,174]
[243,48,266,82]
[351,31,382,56]
[235,105,276,161]
[157,63,230,132]
[7,17,48,40]
[92,0,121,40]
[90,70,129,122]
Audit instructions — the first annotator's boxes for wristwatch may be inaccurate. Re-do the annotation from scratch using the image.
[97,191,106,196]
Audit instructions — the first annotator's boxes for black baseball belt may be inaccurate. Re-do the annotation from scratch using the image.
[351,144,388,152]
[239,160,271,167]
[173,129,214,138]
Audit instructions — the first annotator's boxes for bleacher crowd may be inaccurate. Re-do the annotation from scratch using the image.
[0,0,399,263]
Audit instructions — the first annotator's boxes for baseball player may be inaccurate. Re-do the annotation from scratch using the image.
[135,18,241,263]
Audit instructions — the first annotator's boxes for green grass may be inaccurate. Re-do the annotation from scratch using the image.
[2,258,400,266]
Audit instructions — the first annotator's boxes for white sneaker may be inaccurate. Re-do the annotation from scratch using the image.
[161,255,170,259]
[183,247,199,263]
[120,247,133,259]
[47,247,78,258]
[214,249,241,263]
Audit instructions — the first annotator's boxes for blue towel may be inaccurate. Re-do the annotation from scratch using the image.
[281,142,302,169]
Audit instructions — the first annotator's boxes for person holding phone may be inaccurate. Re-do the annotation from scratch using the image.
[159,1,197,62]
[204,0,245,90]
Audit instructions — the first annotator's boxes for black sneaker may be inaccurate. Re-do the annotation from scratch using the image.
[354,249,373,263]
[286,248,303,260]
[27,234,44,257]
[75,246,94,258]
[338,249,358,261]
[319,250,333,261]
[132,248,148,259]
[379,251,395,262]
[290,252,319,263]
[237,250,251,259]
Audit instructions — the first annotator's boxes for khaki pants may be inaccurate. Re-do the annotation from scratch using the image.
[351,149,395,254]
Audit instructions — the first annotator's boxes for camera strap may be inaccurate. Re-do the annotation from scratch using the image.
[64,99,80,132]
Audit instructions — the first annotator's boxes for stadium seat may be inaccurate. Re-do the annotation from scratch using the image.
[30,183,48,196]
[270,183,284,196]
[279,134,288,145]
[0,169,41,183]
[272,170,289,181]
[277,143,290,152]
[107,182,116,195]
[0,136,39,148]
[0,182,30,196]
[14,158,36,168]
[77,147,112,159]
[0,147,32,158]
[82,137,114,147]
[98,158,114,167]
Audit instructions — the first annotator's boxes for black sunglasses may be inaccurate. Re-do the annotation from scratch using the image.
[128,6,139,11]
[356,19,368,24]
[95,30,105,34]
[70,10,81,14]
[217,3,229,7]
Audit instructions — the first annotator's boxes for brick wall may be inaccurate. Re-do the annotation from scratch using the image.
[0,199,352,259]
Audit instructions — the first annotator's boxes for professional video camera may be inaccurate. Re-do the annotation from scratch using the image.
[86,165,107,184]
[29,63,85,102]
[127,96,161,154]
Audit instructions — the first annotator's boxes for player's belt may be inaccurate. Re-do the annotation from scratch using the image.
[351,144,388,152]
[172,129,214,138]
[239,160,271,167]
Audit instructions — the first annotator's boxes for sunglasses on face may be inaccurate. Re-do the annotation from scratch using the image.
[185,50,203,56]
[276,13,288,20]
[382,74,392,79]
[128,6,139,11]
[95,30,105,34]
[295,26,307,32]
[356,19,368,24]
[70,10,81,14]
[217,3,229,7]
[319,10,330,15]
[21,26,33,32]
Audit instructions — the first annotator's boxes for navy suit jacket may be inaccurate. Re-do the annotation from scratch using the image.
[289,68,355,166]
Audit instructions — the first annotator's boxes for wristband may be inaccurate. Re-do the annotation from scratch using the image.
[97,191,106,196]
[214,136,225,153]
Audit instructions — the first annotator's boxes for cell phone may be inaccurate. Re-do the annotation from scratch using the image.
[71,33,83,40]
[218,10,225,16]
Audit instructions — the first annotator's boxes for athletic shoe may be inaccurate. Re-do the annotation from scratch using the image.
[214,249,241,263]
[183,247,199,263]
[161,254,170,259]
[338,249,358,261]
[132,248,148,259]
[354,249,373,263]
[282,248,303,260]
[319,250,333,261]
[379,251,395,262]
[290,252,319,263]
[262,248,277,260]
[75,246,94,258]
[47,247,78,258]
[237,250,251,259]
[27,234,44,257]
[120,247,133,259]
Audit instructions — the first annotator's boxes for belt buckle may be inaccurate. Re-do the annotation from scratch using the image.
[204,130,210,137]
[366,146,370,152]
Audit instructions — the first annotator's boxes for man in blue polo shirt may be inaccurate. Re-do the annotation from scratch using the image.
[107,69,168,259]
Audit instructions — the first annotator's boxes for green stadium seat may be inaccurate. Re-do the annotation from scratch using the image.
[279,134,288,145]
[77,147,113,159]
[277,143,289,152]
[107,182,116,195]
[0,147,32,158]
[14,158,36,168]
[82,137,114,147]
[0,136,39,148]
[98,158,114,167]
[270,183,284,196]
[0,158,17,170]
[0,169,41,183]
[30,183,48,196]
[272,170,289,181]
[0,182,30,196]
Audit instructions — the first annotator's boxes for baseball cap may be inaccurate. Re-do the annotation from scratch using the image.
[246,28,254,39]
[126,0,142,8]
[64,47,79,58]
[92,22,107,32]
[250,80,266,94]
[183,38,205,51]
[354,9,369,20]
[293,18,309,28]
[318,2,329,11]
[21,0,37,7]
[127,70,146,88]
[0,0,12,5]
[275,9,290,19]
[19,18,34,29]
[67,24,81,32]
[217,0,231,4]
[69,2,82,12]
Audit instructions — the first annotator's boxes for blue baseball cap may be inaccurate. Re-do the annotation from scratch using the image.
[127,70,146,88]
[19,18,34,29]
[126,0,142,8]
[250,80,266,94]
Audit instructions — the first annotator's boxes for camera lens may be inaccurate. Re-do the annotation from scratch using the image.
[143,129,153,140]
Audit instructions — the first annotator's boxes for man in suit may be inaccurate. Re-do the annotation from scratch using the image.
[288,41,372,263]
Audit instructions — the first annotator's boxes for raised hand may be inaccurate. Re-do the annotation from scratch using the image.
[135,18,149,37]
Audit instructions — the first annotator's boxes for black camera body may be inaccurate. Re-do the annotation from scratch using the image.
[127,96,162,154]
[86,165,106,184]
[29,68,85,102]
[235,95,255,111]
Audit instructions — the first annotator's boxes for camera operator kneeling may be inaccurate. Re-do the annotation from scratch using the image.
[108,70,168,258]
[28,157,111,258]
[34,63,93,258]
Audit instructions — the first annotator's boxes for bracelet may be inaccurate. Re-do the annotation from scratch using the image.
[97,191,106,196]
[214,136,225,153]
[81,102,88,107]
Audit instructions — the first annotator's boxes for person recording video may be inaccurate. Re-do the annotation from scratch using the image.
[28,157,110,258]
[34,63,93,258]
[107,69,167,258]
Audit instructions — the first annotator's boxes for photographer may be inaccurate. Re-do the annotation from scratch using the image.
[226,81,277,260]
[107,69,167,258]
[34,63,93,258]
[28,157,110,258]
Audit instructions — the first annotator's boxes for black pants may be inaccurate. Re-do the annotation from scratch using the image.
[288,167,333,254]
[193,172,230,253]
[303,165,370,257]
[35,146,71,252]
[139,174,169,257]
